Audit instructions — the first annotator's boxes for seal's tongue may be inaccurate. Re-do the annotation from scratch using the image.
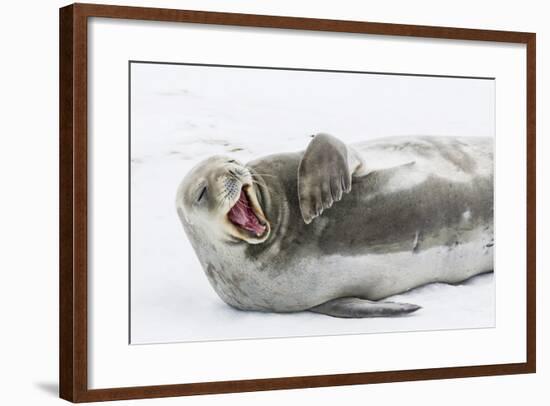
[228,189,266,236]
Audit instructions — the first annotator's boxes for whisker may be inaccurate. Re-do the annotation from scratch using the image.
[226,173,240,182]
[217,188,233,210]
[216,194,226,210]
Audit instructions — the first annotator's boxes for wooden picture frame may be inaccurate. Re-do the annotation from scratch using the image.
[59,3,536,402]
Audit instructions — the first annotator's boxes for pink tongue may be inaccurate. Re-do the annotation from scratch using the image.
[228,190,266,236]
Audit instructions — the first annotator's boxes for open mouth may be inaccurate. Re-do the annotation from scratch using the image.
[227,185,268,238]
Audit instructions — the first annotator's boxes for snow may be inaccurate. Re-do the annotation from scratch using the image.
[130,62,495,344]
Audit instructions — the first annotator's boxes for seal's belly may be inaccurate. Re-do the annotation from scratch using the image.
[314,228,493,300]
[259,224,493,309]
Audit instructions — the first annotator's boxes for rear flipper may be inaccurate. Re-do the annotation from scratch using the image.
[310,297,421,318]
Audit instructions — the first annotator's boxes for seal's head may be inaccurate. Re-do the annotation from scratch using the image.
[176,156,270,244]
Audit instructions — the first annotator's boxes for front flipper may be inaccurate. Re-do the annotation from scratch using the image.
[310,297,421,318]
[298,133,363,224]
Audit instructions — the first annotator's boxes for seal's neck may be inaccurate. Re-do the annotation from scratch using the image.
[250,170,287,248]
[246,154,302,255]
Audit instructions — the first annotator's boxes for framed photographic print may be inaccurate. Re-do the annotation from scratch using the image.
[59,3,536,402]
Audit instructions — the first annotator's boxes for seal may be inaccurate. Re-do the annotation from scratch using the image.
[176,134,494,318]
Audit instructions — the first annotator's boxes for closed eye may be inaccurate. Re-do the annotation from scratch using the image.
[197,186,207,202]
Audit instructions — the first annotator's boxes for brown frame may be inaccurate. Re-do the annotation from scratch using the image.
[59,3,536,403]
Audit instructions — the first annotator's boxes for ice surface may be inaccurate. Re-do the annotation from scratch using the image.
[130,62,495,344]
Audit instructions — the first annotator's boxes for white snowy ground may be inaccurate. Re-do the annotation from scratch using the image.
[130,62,495,344]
